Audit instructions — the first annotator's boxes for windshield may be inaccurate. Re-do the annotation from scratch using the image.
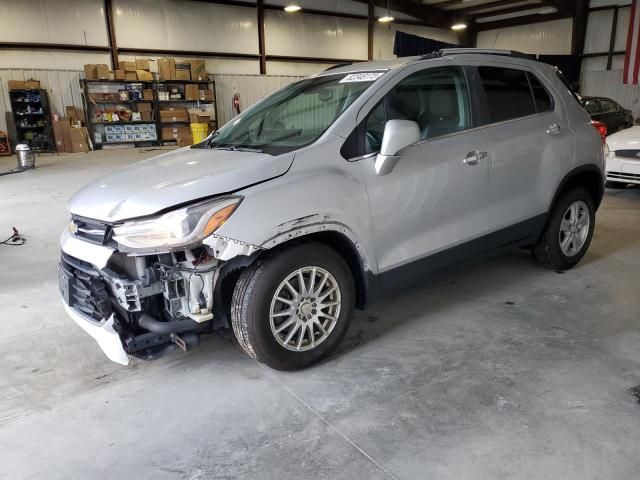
[204,72,383,155]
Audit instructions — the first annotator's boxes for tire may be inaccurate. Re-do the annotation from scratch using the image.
[533,187,595,271]
[231,242,355,370]
[606,181,627,189]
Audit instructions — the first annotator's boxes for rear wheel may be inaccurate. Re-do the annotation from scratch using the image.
[533,187,595,271]
[231,243,354,370]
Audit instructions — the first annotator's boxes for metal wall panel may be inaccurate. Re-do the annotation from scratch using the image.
[0,51,110,70]
[213,74,304,126]
[0,0,107,46]
[373,23,458,60]
[265,10,368,60]
[114,0,259,54]
[266,62,335,76]
[615,7,631,52]
[476,18,573,54]
[583,10,614,54]
[589,0,625,7]
[0,68,84,132]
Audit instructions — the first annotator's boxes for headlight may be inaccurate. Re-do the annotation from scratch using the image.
[113,196,242,253]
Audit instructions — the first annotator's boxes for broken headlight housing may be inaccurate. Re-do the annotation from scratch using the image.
[113,196,242,254]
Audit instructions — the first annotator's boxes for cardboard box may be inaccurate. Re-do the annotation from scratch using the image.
[162,126,190,140]
[158,58,176,81]
[136,70,153,81]
[136,58,150,71]
[125,72,138,81]
[136,102,152,112]
[189,60,207,81]
[160,108,189,123]
[188,109,211,123]
[175,63,191,81]
[52,119,66,153]
[185,84,199,101]
[60,118,73,152]
[84,64,97,80]
[69,127,90,152]
[121,61,137,72]
[201,89,214,102]
[65,106,86,124]
[24,80,40,89]
[8,80,26,90]
[143,89,153,101]
[141,111,152,121]
[177,134,193,147]
[113,70,125,80]
[96,64,110,80]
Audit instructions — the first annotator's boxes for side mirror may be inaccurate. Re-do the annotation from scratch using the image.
[375,120,420,175]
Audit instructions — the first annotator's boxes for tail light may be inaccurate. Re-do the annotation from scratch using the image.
[591,120,607,144]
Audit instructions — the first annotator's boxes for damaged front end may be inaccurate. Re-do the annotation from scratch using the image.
[59,197,260,364]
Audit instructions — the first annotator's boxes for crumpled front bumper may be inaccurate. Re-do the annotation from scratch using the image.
[59,228,130,365]
[63,301,129,365]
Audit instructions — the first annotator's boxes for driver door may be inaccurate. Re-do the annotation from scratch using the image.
[357,65,492,288]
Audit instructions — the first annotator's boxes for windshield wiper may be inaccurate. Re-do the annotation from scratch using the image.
[213,145,263,153]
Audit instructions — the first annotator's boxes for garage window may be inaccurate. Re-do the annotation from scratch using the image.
[479,66,536,123]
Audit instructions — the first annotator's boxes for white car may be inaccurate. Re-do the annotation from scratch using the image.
[605,126,640,187]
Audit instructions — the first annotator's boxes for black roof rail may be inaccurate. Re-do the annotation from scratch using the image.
[419,48,535,61]
[324,63,352,71]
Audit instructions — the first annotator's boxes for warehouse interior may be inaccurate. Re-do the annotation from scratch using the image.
[1,0,640,479]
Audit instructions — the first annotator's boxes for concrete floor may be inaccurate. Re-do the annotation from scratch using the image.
[1,150,639,480]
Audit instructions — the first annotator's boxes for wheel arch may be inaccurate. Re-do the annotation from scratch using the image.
[213,227,372,329]
[551,164,604,212]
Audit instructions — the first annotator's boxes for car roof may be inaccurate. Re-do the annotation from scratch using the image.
[313,49,548,78]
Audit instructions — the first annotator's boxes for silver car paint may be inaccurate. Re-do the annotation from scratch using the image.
[65,53,603,278]
[68,146,294,222]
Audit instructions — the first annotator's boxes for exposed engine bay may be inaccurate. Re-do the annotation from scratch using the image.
[60,245,228,360]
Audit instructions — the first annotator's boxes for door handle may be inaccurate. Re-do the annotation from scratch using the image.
[546,123,561,135]
[463,150,487,165]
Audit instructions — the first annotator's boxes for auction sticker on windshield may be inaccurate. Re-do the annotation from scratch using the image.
[339,72,384,83]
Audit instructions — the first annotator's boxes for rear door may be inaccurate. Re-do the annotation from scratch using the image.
[477,64,573,234]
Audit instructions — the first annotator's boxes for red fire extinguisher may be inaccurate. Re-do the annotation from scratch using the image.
[232,93,241,116]
[0,131,11,156]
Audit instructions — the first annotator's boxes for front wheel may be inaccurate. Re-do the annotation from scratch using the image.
[533,187,595,271]
[231,243,355,370]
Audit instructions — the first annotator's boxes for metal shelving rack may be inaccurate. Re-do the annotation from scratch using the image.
[81,77,217,148]
[81,79,158,149]
[154,79,216,145]
[9,88,55,152]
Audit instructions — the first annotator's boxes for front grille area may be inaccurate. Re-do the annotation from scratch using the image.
[71,215,113,245]
[614,149,640,159]
[608,172,640,181]
[59,253,112,322]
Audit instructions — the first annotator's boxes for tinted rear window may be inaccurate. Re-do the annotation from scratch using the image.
[479,66,536,123]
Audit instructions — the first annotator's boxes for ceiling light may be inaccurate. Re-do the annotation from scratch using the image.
[451,23,467,30]
[378,15,394,23]
[284,4,301,12]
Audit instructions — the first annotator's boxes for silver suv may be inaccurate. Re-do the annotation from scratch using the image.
[60,49,604,370]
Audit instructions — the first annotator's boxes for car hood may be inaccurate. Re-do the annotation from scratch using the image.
[69,147,294,222]
[607,126,640,150]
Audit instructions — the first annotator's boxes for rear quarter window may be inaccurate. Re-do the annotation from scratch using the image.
[478,66,536,123]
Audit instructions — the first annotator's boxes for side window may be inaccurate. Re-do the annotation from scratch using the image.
[584,99,600,115]
[478,66,536,123]
[599,99,615,114]
[362,66,471,153]
[527,73,553,113]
